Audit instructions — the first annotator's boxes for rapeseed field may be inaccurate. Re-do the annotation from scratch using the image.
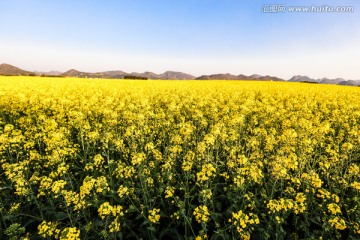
[0,77,359,239]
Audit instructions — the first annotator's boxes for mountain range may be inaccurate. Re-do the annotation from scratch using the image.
[0,63,359,86]
[59,69,196,80]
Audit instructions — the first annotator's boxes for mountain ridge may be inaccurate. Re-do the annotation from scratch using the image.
[0,63,359,85]
[288,75,360,85]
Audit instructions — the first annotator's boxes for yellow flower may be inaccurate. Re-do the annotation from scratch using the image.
[196,164,216,182]
[93,154,104,169]
[37,221,58,238]
[351,181,360,191]
[95,176,109,193]
[267,198,294,213]
[9,203,21,213]
[98,202,113,219]
[200,189,212,200]
[146,177,154,187]
[301,171,323,188]
[109,217,121,233]
[195,233,208,240]
[165,186,175,198]
[148,208,161,223]
[117,185,129,198]
[111,205,124,217]
[51,180,67,195]
[114,163,135,179]
[61,190,80,207]
[328,203,341,215]
[329,217,346,230]
[295,193,306,204]
[348,164,359,176]
[294,193,307,214]
[79,176,96,198]
[193,205,210,223]
[171,212,180,220]
[131,152,146,166]
[58,227,81,240]
[37,176,53,197]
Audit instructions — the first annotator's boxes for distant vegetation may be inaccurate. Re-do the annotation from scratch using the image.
[300,81,319,84]
[40,74,65,78]
[124,75,148,80]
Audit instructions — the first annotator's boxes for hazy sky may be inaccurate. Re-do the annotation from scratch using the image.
[0,0,359,79]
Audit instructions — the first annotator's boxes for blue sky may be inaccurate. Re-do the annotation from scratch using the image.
[0,0,359,79]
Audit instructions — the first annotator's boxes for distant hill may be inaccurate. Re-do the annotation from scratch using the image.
[140,72,161,79]
[159,71,195,80]
[258,75,285,81]
[289,75,316,83]
[34,71,63,76]
[238,74,250,80]
[249,74,261,79]
[197,73,240,80]
[338,80,360,86]
[60,69,106,78]
[61,69,86,77]
[319,78,344,84]
[129,72,160,79]
[289,75,360,85]
[101,70,128,78]
[196,73,284,81]
[0,63,35,76]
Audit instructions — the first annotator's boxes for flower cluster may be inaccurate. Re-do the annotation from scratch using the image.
[193,205,210,223]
